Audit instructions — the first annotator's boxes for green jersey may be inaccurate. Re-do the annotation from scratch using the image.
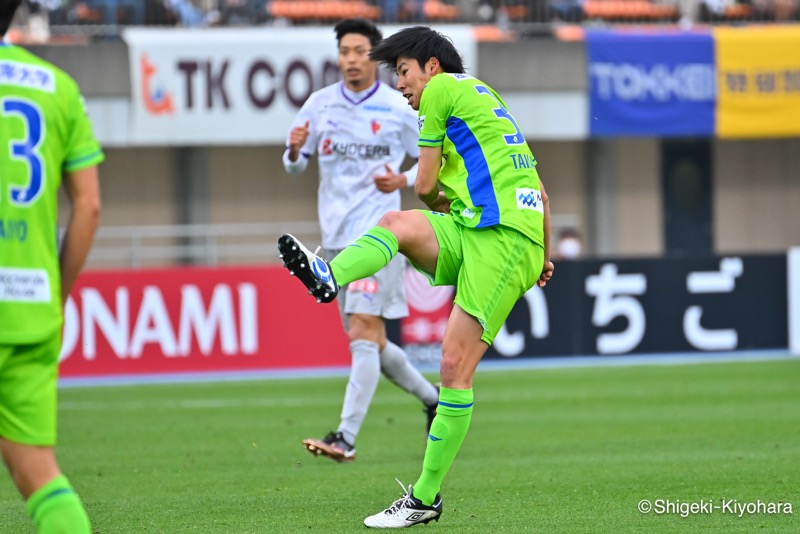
[0,44,104,344]
[417,73,543,247]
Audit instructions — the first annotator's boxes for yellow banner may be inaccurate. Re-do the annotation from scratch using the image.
[715,26,800,138]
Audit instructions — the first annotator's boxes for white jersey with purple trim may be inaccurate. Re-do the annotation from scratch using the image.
[283,81,420,249]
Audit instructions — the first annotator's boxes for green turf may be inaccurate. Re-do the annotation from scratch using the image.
[1,359,798,533]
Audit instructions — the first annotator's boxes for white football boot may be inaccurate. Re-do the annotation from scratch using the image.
[364,480,442,528]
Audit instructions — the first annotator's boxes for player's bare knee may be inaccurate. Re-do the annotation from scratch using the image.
[377,210,404,234]
[378,210,424,248]
[347,315,384,344]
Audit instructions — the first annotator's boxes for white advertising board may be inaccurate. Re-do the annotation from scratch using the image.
[123,26,477,146]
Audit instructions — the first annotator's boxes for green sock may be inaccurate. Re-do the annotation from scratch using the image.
[413,387,473,505]
[330,226,399,286]
[26,475,91,534]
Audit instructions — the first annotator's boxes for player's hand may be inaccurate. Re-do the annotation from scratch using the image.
[537,259,554,287]
[427,191,451,214]
[373,164,406,193]
[287,120,310,161]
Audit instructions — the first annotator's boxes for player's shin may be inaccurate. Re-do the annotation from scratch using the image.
[413,387,474,505]
[330,226,399,285]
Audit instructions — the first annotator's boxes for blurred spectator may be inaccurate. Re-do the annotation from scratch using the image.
[13,0,61,41]
[773,0,798,19]
[381,0,425,22]
[28,10,48,41]
[548,0,585,22]
[217,0,268,24]
[677,0,700,26]
[145,0,179,25]
[82,0,146,25]
[554,227,583,261]
[165,0,210,26]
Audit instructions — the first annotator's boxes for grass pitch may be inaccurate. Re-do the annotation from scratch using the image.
[1,358,798,533]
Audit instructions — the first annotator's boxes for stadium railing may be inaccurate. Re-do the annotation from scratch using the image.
[81,215,580,268]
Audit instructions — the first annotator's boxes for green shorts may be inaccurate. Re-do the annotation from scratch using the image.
[412,210,544,345]
[0,333,60,446]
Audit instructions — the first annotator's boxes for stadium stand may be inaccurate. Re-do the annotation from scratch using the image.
[10,0,800,47]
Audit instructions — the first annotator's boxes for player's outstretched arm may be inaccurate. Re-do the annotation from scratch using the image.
[60,165,101,303]
[538,178,554,287]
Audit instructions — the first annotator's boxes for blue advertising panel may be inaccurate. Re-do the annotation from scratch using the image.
[586,31,716,137]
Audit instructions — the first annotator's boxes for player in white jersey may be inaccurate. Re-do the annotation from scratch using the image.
[282,18,439,463]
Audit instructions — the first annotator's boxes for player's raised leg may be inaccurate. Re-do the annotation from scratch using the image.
[278,209,439,303]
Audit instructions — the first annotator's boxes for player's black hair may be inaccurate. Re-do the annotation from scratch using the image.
[334,18,382,48]
[0,0,22,37]
[369,26,465,74]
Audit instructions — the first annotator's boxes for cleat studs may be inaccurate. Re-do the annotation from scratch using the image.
[308,290,313,295]
[289,271,294,276]
[300,263,305,268]
[316,298,322,303]
[292,246,297,251]
[315,284,321,289]
[324,292,330,298]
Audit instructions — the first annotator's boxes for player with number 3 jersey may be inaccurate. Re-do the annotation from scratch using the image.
[1,2,102,532]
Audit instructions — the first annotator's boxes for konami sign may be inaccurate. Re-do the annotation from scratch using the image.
[58,266,350,378]
[61,283,258,361]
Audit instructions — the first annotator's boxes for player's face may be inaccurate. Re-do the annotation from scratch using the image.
[338,33,376,92]
[395,56,432,111]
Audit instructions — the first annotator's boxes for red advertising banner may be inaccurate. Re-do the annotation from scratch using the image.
[59,266,350,378]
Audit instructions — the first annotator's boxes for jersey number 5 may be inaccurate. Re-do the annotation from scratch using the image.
[1,97,45,207]
[474,85,524,146]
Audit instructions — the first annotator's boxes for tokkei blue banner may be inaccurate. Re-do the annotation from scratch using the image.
[586,30,716,137]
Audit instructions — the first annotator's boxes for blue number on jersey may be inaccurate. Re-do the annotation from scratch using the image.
[474,85,524,146]
[2,97,45,206]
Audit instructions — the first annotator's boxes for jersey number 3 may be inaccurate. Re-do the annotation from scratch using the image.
[1,97,45,207]
[474,85,524,146]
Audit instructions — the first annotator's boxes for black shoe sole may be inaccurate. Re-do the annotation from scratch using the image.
[277,234,337,303]
[420,513,441,524]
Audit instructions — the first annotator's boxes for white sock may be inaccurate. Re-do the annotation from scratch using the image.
[337,340,381,445]
[380,341,438,406]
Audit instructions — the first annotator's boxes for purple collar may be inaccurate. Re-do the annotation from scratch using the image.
[340,81,380,105]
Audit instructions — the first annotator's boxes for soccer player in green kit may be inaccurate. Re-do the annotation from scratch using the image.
[278,26,553,528]
[0,2,102,532]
